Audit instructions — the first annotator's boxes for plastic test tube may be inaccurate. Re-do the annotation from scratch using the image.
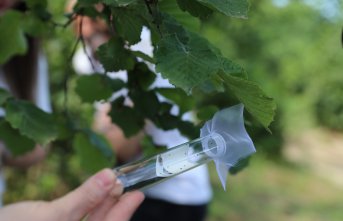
[113,132,226,192]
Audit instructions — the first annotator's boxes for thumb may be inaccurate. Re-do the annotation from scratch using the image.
[53,169,117,221]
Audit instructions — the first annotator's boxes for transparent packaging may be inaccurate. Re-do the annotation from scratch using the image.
[113,104,256,191]
[113,133,225,192]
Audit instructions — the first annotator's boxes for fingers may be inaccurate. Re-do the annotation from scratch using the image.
[105,191,145,221]
[87,196,117,221]
[87,180,123,221]
[52,169,117,221]
[0,201,48,221]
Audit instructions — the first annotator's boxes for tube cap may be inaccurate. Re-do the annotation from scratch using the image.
[200,104,256,190]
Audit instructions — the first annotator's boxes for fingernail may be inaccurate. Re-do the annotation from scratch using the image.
[94,169,115,188]
[110,178,124,197]
[115,178,122,185]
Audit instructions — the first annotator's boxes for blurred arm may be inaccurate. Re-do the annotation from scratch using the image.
[93,103,143,163]
[1,144,46,169]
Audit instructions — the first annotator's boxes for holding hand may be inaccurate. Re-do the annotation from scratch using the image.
[0,169,144,221]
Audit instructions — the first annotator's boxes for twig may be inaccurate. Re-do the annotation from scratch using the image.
[79,16,97,72]
[63,35,81,112]
[50,14,77,29]
[144,0,153,15]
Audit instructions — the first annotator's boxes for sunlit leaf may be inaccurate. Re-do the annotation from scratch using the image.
[156,33,219,93]
[219,72,276,130]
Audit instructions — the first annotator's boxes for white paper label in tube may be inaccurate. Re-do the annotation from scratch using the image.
[156,144,199,177]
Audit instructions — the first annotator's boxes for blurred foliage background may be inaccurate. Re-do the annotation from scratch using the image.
[3,0,343,220]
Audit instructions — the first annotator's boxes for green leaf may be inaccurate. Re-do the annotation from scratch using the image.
[27,0,48,8]
[220,56,247,79]
[109,101,144,137]
[176,0,213,19]
[229,156,250,174]
[0,89,12,106]
[112,7,146,45]
[219,72,276,130]
[26,0,51,21]
[196,56,247,92]
[197,75,225,93]
[178,120,199,139]
[160,13,190,44]
[156,33,220,93]
[197,0,249,18]
[0,10,27,64]
[0,120,35,156]
[141,135,164,158]
[102,0,137,7]
[75,74,123,103]
[127,62,156,91]
[22,13,50,37]
[73,132,114,174]
[131,50,156,64]
[156,113,179,130]
[54,114,74,140]
[73,4,101,18]
[196,56,246,93]
[197,105,219,121]
[83,129,115,161]
[159,0,201,32]
[78,0,100,4]
[156,88,196,115]
[108,78,126,91]
[5,99,58,145]
[96,37,135,72]
[129,90,160,119]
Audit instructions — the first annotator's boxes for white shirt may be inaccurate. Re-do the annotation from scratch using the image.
[73,27,212,205]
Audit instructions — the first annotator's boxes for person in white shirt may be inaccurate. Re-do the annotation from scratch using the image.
[71,8,213,220]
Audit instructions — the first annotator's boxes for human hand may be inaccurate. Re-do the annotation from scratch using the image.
[0,169,144,221]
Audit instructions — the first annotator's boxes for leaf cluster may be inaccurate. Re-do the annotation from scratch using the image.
[0,0,276,174]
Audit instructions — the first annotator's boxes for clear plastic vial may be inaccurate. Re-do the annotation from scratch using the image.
[113,133,226,192]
